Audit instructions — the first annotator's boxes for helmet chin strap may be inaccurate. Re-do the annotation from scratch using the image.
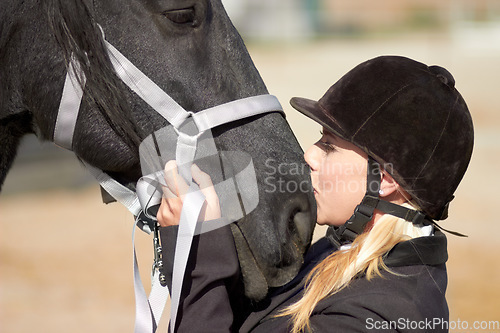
[326,157,428,248]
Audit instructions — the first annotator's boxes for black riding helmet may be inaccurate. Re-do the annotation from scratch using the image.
[291,56,474,244]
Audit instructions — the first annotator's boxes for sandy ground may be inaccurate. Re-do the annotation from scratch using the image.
[1,36,500,332]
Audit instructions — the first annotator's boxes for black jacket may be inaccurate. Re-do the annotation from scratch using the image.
[160,226,449,332]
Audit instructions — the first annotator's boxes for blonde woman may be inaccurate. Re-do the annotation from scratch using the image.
[157,56,474,332]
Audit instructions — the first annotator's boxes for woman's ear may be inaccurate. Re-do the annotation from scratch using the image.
[378,172,399,197]
[378,172,409,204]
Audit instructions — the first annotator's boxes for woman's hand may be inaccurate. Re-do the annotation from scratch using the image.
[156,161,221,227]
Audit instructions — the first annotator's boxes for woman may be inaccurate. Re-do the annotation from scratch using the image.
[157,56,474,332]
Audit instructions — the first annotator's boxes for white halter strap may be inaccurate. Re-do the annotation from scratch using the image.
[55,40,282,214]
[54,39,283,333]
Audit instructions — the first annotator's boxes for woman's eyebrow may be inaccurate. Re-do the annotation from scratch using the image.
[322,129,337,141]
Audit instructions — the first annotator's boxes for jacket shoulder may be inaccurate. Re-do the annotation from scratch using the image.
[311,264,449,331]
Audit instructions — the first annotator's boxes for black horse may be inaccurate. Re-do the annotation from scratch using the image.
[0,0,315,307]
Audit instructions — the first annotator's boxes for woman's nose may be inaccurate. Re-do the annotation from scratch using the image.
[304,145,320,171]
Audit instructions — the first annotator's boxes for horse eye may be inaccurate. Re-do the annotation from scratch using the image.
[163,8,196,26]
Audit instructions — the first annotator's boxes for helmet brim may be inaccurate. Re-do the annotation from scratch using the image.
[290,97,347,142]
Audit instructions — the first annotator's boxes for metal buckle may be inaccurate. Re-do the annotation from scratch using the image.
[406,210,426,225]
[345,197,378,235]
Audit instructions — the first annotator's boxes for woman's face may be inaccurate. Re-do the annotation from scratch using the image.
[304,128,368,226]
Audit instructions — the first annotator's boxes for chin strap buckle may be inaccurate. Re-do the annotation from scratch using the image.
[331,157,381,245]
[348,196,379,230]
[326,157,382,248]
[327,188,381,248]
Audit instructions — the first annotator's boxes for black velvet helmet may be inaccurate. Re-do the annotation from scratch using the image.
[291,55,474,221]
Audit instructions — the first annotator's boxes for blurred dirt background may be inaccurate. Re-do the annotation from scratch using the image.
[1,11,500,333]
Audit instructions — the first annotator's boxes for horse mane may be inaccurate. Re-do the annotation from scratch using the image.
[44,0,141,151]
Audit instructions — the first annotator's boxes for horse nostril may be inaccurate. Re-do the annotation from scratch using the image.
[266,193,315,288]
[292,209,314,246]
[282,193,314,247]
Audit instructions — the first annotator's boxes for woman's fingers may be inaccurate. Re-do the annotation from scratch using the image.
[191,164,221,221]
[157,197,183,227]
[161,183,177,199]
[163,160,189,199]
[157,162,222,226]
[191,164,216,198]
[158,160,187,227]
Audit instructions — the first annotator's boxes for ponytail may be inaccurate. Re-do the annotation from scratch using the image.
[278,202,428,333]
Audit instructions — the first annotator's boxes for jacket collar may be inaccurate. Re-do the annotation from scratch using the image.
[382,229,448,267]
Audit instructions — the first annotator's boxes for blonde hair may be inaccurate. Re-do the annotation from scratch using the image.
[278,202,428,333]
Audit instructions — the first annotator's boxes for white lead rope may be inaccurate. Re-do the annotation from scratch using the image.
[133,220,168,333]
[168,183,206,331]
[54,37,283,333]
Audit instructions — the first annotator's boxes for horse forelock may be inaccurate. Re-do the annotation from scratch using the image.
[45,0,141,152]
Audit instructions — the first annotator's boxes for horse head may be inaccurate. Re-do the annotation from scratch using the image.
[0,0,316,302]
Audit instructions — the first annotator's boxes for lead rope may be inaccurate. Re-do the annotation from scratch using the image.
[54,38,283,332]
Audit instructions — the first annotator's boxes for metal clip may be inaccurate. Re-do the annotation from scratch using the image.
[152,223,167,287]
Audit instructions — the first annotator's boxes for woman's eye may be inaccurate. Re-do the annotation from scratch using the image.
[163,8,196,25]
[319,141,336,153]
